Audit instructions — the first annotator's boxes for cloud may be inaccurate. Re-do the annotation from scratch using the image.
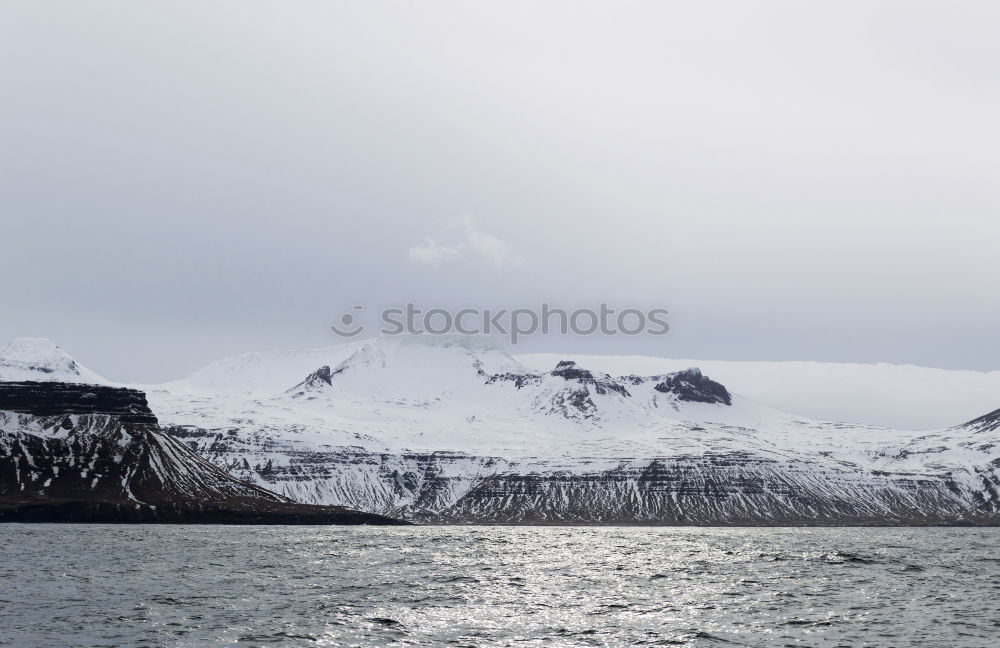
[407,217,525,269]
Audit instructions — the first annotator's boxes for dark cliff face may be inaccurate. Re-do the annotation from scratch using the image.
[653,368,732,406]
[0,381,159,424]
[0,382,404,525]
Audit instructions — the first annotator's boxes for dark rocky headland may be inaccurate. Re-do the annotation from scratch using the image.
[0,382,406,525]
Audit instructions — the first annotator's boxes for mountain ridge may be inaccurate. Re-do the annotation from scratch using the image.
[5,335,1000,525]
[137,336,1000,524]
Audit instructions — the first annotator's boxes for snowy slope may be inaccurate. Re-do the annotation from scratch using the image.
[517,353,1000,430]
[167,340,1000,430]
[0,338,109,385]
[165,341,366,396]
[135,335,1000,524]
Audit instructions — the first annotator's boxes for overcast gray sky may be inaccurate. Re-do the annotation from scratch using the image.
[2,1,998,382]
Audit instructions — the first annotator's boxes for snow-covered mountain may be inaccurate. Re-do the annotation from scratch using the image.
[4,335,999,524]
[128,334,1000,524]
[0,340,400,524]
[0,337,109,385]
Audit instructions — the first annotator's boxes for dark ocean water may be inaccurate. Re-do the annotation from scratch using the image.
[1,525,998,647]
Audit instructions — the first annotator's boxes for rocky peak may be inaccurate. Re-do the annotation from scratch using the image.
[653,368,732,406]
[551,360,593,381]
[287,365,346,397]
[550,361,631,397]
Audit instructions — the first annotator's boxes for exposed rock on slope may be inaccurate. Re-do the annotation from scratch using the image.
[962,408,1000,434]
[0,381,403,524]
[651,368,732,405]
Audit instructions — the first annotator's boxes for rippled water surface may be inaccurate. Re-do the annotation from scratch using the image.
[1,525,999,647]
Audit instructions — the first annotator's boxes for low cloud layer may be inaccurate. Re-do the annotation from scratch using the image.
[407,217,526,269]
